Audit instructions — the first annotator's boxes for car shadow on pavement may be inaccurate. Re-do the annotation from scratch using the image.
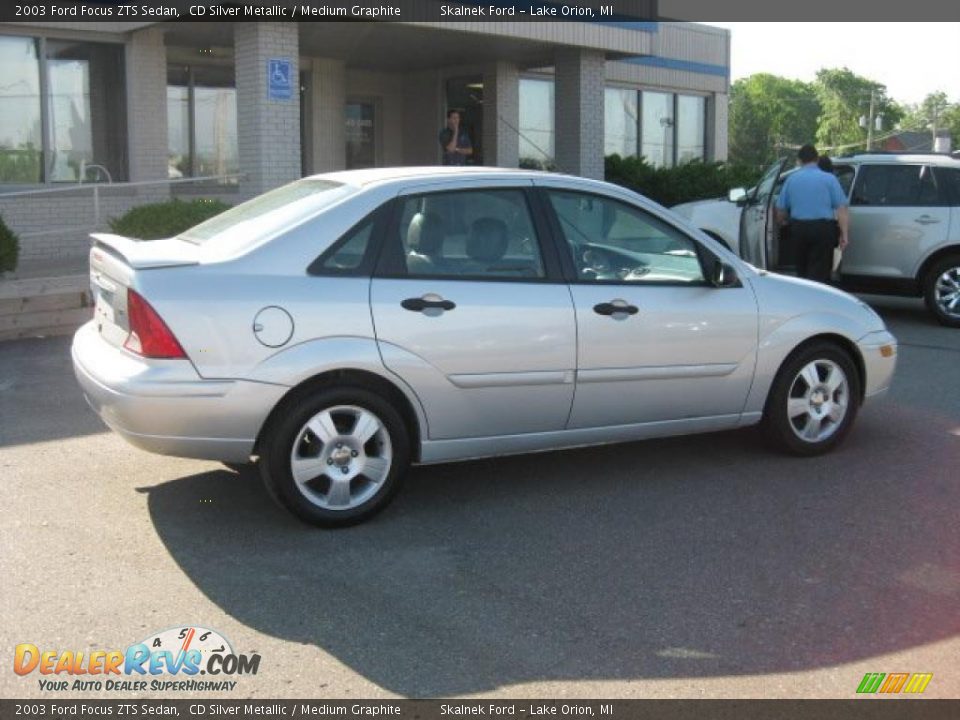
[144,404,960,697]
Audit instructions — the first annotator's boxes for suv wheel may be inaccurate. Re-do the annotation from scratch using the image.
[260,387,410,527]
[762,342,861,456]
[923,254,960,328]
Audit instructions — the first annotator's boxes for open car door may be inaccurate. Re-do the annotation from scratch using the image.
[739,158,787,268]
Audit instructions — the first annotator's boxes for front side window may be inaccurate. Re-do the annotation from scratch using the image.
[546,190,705,284]
[851,164,943,207]
[395,189,545,279]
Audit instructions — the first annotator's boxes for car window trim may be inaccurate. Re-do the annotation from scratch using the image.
[372,186,566,284]
[533,187,716,288]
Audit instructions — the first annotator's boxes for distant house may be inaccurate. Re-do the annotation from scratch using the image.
[880,131,935,152]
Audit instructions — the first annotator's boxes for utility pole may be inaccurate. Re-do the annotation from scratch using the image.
[866,88,876,151]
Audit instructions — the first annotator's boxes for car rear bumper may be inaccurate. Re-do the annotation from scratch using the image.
[857,330,898,400]
[71,322,287,463]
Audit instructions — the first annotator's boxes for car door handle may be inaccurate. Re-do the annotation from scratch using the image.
[401,296,456,312]
[914,215,941,225]
[593,301,639,316]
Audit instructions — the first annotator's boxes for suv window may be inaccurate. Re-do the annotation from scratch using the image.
[394,189,545,279]
[851,164,945,207]
[936,167,960,205]
[546,190,705,284]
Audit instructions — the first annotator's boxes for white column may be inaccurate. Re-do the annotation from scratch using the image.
[309,58,346,173]
[125,26,168,193]
[235,22,301,198]
[554,49,606,180]
[482,61,520,168]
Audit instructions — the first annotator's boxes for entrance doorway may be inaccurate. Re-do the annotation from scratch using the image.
[445,76,483,165]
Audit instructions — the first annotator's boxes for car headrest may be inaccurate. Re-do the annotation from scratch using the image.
[407,212,445,256]
[466,217,508,262]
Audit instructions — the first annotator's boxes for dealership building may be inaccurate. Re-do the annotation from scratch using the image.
[0,18,730,264]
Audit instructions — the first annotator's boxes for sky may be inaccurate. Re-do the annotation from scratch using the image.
[707,23,960,106]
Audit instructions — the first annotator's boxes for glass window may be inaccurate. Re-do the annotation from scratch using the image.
[167,64,238,183]
[0,36,42,183]
[519,78,554,170]
[935,168,960,204]
[546,190,705,284]
[852,165,944,207]
[180,178,354,252]
[0,36,125,184]
[313,213,378,274]
[46,40,126,183]
[346,101,376,169]
[604,87,638,158]
[676,95,706,164]
[641,91,674,168]
[396,189,545,279]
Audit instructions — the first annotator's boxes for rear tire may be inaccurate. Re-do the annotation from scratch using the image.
[923,254,960,328]
[762,342,861,456]
[259,386,410,527]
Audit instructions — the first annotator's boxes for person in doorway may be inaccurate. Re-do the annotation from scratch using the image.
[439,109,473,166]
[775,144,848,283]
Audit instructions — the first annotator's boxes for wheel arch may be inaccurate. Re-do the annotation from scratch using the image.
[254,368,425,462]
[916,245,960,288]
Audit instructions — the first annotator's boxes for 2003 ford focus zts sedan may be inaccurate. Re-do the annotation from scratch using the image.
[72,167,898,527]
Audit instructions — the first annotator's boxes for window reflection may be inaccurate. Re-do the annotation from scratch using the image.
[519,77,554,170]
[641,91,674,168]
[677,95,706,165]
[604,87,638,158]
[0,36,42,183]
[166,63,238,183]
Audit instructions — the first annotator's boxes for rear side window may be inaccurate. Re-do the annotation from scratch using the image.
[308,204,388,276]
[851,165,944,207]
[936,168,960,205]
[391,189,546,280]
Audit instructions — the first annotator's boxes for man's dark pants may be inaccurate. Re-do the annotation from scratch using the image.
[791,219,836,283]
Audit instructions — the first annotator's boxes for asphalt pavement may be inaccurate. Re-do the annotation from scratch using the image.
[1,295,958,699]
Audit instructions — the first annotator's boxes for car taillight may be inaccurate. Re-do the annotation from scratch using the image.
[124,288,187,359]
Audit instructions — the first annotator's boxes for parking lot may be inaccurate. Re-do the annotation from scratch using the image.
[1,294,958,699]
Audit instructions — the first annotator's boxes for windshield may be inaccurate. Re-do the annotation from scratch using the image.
[179,179,355,249]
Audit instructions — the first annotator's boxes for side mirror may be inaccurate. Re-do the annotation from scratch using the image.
[711,260,739,288]
[728,187,748,204]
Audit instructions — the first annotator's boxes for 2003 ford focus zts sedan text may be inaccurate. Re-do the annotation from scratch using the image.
[72,168,898,527]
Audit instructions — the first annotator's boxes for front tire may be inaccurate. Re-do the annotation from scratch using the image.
[762,342,861,456]
[923,255,960,328]
[259,386,410,527]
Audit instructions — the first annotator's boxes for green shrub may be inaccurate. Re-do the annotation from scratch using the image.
[109,199,231,240]
[0,213,19,274]
[604,155,765,208]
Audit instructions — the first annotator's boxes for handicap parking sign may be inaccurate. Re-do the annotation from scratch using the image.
[267,58,292,101]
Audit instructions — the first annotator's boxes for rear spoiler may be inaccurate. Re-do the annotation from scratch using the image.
[90,233,200,270]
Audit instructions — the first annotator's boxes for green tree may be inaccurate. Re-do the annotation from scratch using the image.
[899,91,951,131]
[814,68,902,153]
[729,74,820,166]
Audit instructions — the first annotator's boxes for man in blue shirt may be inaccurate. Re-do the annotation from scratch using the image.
[775,144,849,283]
[439,109,473,166]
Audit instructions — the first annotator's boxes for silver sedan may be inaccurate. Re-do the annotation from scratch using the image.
[72,168,898,526]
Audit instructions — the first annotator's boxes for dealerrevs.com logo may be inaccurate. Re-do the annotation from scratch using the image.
[14,626,260,693]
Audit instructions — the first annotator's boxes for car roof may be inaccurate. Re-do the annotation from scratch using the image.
[834,153,960,166]
[310,166,539,187]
